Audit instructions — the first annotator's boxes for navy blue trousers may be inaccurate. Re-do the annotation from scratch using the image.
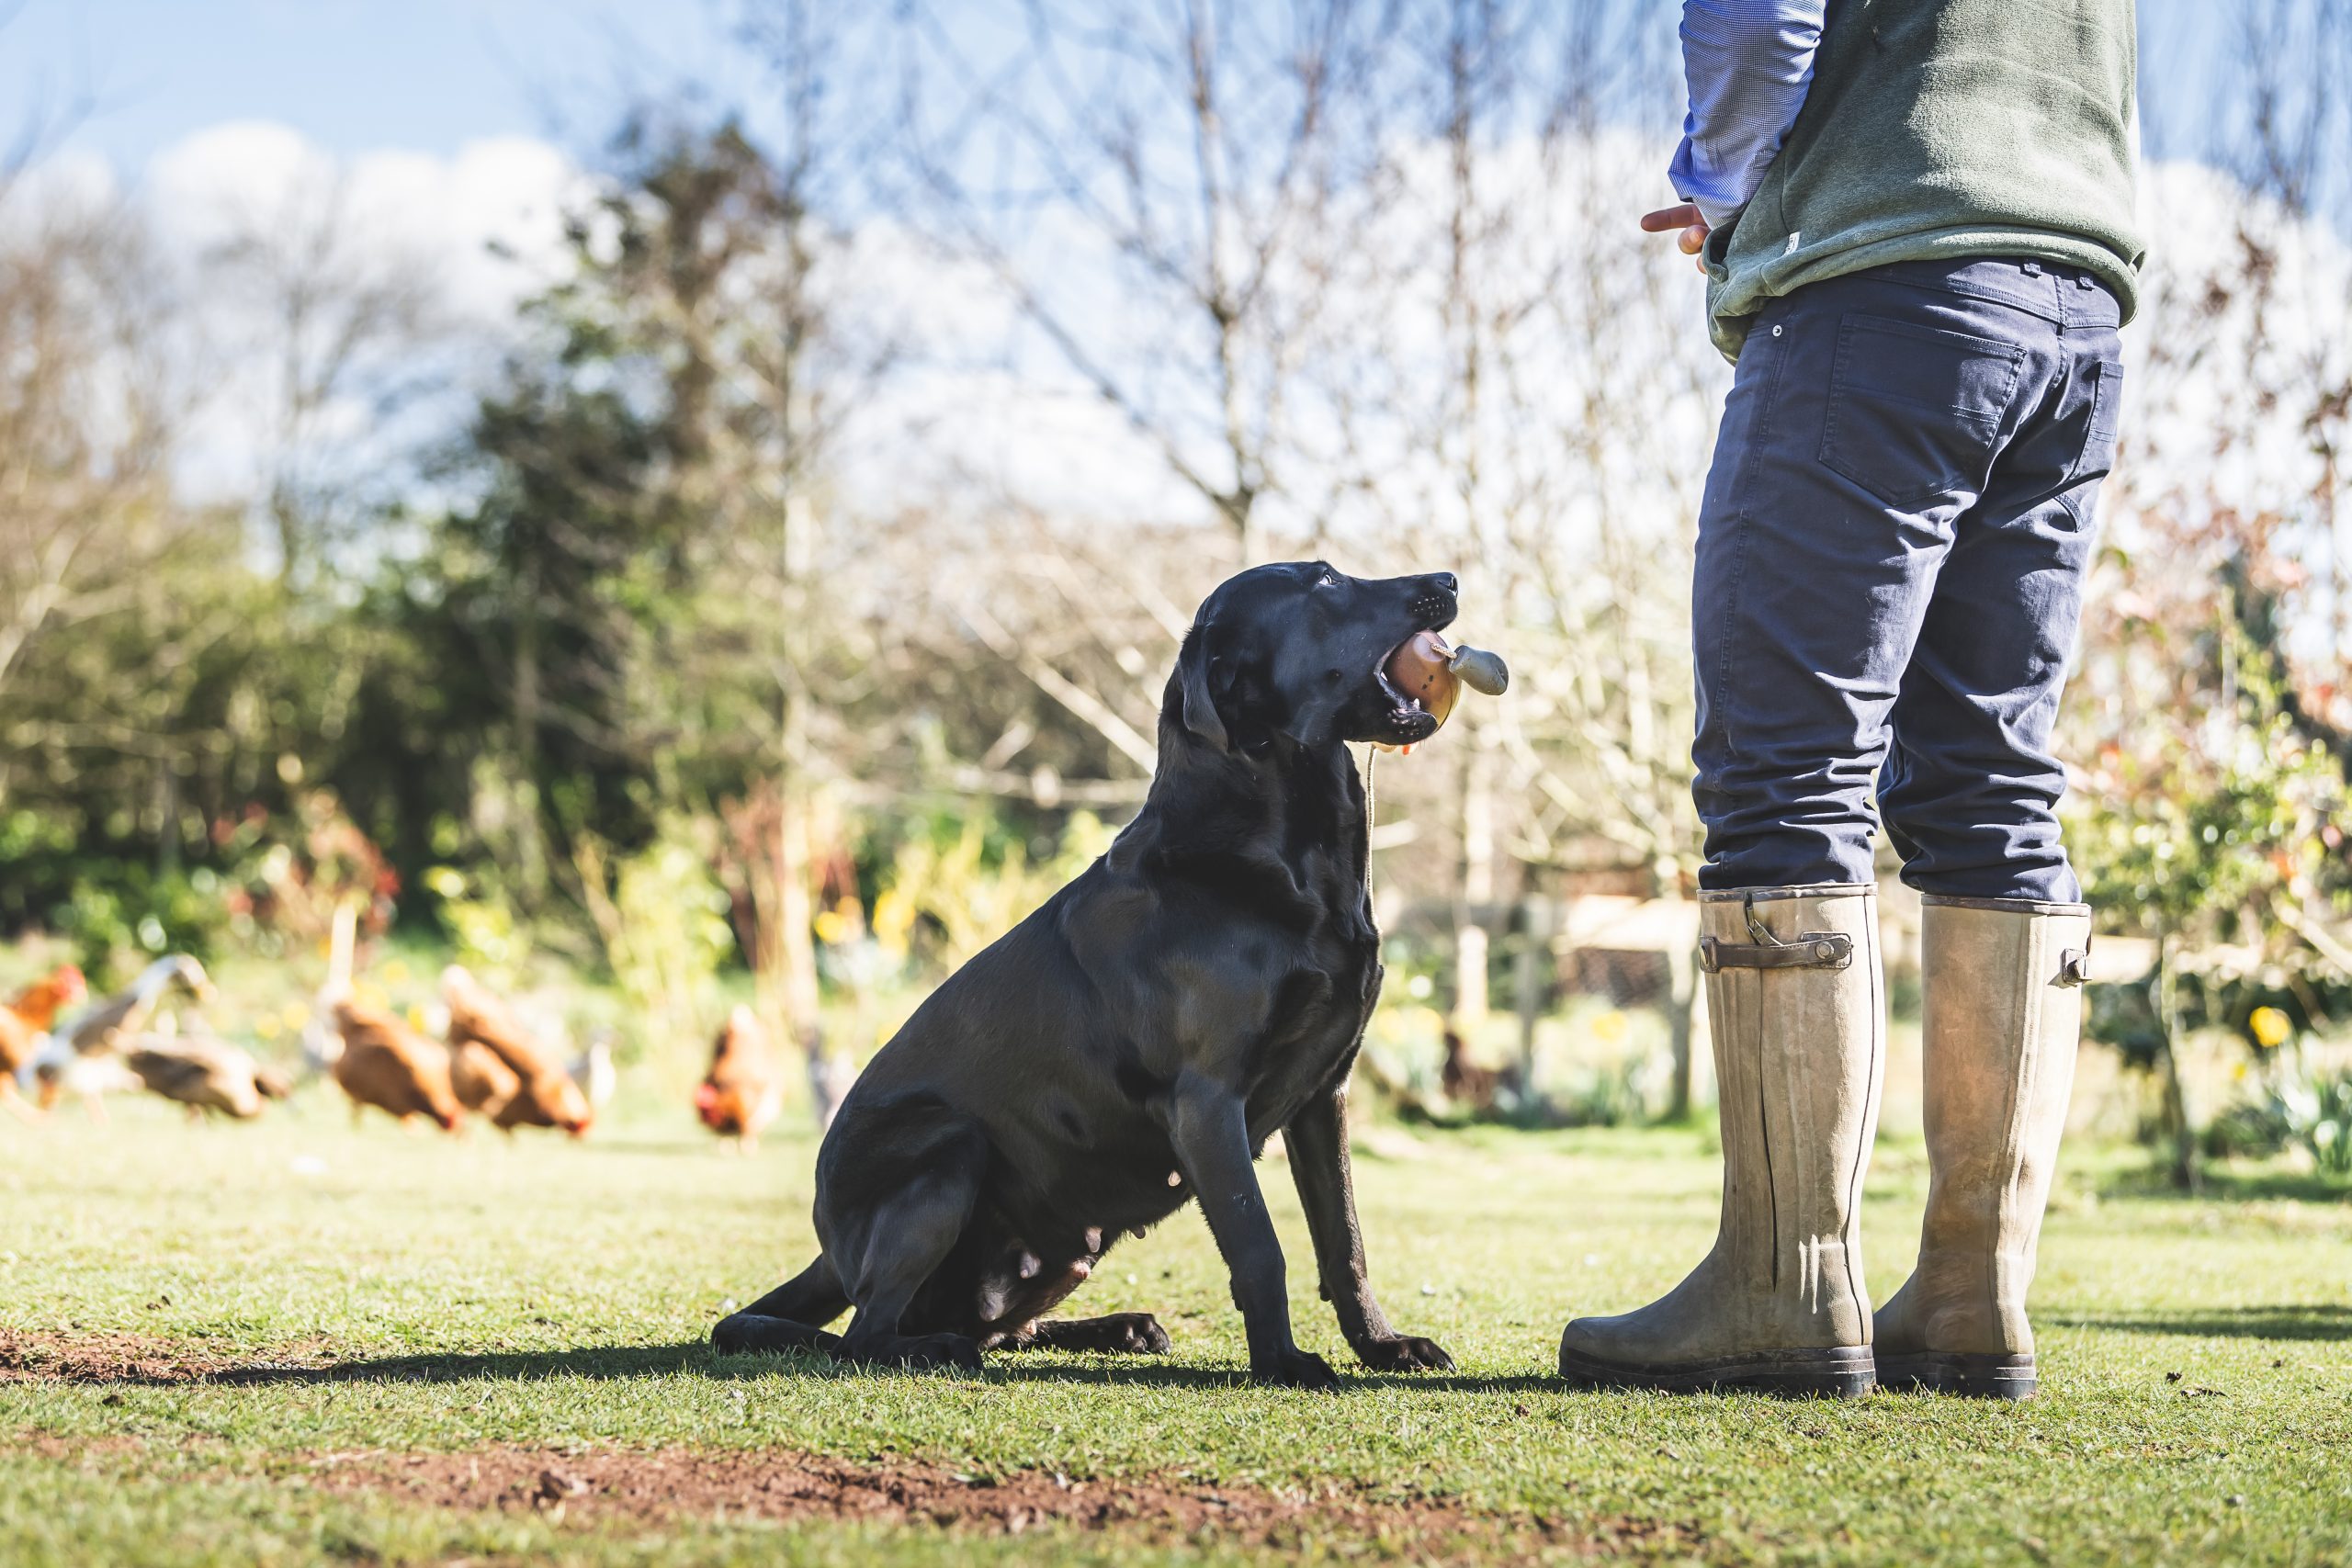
[1692,258,2123,900]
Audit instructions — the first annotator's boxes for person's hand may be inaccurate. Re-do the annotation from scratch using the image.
[1640,202,1710,273]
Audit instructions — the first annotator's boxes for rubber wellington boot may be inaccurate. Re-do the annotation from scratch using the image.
[1875,897,2092,1400]
[1558,885,1883,1397]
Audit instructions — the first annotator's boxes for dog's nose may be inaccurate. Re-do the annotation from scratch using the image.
[1430,572,1458,596]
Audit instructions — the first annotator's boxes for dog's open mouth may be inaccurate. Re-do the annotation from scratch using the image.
[1374,629,1508,748]
[1374,637,1450,743]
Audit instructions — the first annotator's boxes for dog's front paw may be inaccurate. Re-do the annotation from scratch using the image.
[712,1312,780,1355]
[1252,1347,1340,1392]
[1101,1313,1173,1354]
[1353,1334,1454,1372]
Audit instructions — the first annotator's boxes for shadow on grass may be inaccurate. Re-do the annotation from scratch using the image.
[571,1139,777,1159]
[190,1344,1561,1394]
[2095,1165,2352,1204]
[2058,1304,2352,1341]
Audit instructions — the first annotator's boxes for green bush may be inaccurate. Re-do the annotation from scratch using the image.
[2278,1070,2352,1178]
[2203,1096,2295,1160]
[50,866,241,986]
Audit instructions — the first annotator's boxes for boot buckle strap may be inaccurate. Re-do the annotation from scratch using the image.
[2057,944,2092,987]
[1698,932,1853,972]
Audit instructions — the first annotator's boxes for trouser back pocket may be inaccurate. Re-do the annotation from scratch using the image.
[1818,313,2024,513]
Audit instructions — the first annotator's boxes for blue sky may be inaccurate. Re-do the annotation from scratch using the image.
[0,1,2236,174]
[0,0,751,164]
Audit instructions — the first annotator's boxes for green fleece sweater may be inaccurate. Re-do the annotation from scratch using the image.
[1703,0,2144,362]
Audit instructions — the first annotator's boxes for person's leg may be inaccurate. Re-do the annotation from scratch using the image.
[1556,882,1882,1397]
[1875,269,2121,1399]
[1687,300,1929,891]
[1877,289,2119,900]
[1689,262,2065,889]
[1566,259,2059,1393]
[1875,895,2092,1398]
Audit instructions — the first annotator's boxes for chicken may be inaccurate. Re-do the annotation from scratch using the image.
[440,966,591,1136]
[1439,1027,1500,1116]
[570,1033,616,1115]
[696,1004,784,1152]
[298,898,363,1081]
[0,964,87,1122]
[331,999,464,1131]
[39,1053,143,1111]
[806,1032,858,1134]
[448,1035,521,1115]
[55,954,213,1054]
[122,1037,288,1121]
[33,954,213,1119]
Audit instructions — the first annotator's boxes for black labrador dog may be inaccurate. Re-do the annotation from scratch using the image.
[714,561,1460,1387]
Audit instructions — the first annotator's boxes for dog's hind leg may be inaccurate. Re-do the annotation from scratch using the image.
[1001,1314,1172,1354]
[832,1173,987,1371]
[743,1255,852,1323]
[712,1255,851,1358]
[825,1118,991,1374]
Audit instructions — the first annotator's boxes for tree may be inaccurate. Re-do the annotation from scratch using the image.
[2063,134,2352,1182]
[196,172,444,586]
[2069,610,2349,1188]
[0,187,196,771]
[894,0,1414,568]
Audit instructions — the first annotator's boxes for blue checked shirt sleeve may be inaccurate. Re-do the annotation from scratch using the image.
[1668,0,1826,231]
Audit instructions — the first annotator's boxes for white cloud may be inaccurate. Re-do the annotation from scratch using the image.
[0,145,124,227]
[113,123,587,513]
[142,120,582,328]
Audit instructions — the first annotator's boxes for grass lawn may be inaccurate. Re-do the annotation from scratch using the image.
[3,1090,2347,1565]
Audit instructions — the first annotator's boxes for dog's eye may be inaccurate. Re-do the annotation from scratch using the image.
[1316,568,1340,588]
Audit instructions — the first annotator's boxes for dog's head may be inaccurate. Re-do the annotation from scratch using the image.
[1172,561,1460,754]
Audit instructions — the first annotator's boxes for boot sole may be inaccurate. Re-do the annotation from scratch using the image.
[1877,1350,2036,1401]
[1557,1344,1875,1399]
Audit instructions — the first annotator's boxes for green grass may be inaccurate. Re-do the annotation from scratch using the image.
[3,1092,2348,1565]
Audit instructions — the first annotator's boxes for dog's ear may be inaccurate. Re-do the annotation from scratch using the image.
[1177,622,1229,750]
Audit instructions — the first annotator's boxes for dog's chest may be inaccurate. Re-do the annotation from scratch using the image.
[1243,917,1381,1138]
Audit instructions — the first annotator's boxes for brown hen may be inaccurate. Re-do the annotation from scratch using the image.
[448,1036,523,1117]
[0,964,87,1122]
[331,999,464,1131]
[441,966,591,1135]
[696,1004,783,1152]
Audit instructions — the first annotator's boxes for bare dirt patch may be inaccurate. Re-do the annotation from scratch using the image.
[0,1328,338,1386]
[0,1328,236,1385]
[311,1443,1623,1560]
[4,1334,1694,1559]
